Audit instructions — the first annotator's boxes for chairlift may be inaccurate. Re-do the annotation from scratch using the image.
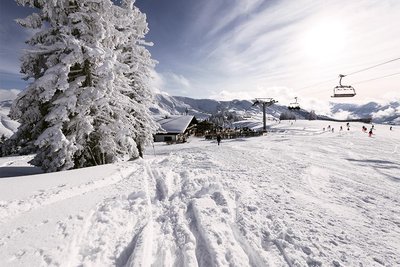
[288,97,300,110]
[332,74,356,98]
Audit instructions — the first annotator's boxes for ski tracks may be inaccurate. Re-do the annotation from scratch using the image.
[0,165,133,224]
[44,143,354,267]
[68,148,273,267]
[61,164,151,266]
[140,149,273,267]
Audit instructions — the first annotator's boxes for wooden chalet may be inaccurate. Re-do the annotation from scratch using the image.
[154,115,198,143]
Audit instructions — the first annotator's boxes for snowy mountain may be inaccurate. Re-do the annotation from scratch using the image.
[152,94,400,125]
[151,93,310,121]
[331,101,400,124]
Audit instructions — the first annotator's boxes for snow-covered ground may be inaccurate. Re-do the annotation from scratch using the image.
[0,120,399,266]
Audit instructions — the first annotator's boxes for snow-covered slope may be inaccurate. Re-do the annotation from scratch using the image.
[1,121,399,266]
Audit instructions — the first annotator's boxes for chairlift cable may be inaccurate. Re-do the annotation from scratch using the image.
[345,57,400,76]
[298,78,337,90]
[352,71,400,85]
[297,56,400,90]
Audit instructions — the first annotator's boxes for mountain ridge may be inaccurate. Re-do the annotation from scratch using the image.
[152,94,399,125]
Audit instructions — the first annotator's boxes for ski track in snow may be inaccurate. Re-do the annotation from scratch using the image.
[0,121,399,266]
[0,166,134,224]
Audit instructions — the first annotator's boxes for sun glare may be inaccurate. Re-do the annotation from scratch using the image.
[302,20,347,62]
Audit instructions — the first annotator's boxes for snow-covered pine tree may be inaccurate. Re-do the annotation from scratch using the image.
[5,0,157,171]
[308,110,317,120]
[113,0,157,158]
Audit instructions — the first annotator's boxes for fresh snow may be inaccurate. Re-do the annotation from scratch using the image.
[0,101,19,138]
[156,115,195,134]
[0,120,399,266]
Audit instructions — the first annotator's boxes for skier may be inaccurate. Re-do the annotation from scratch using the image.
[369,129,373,137]
[340,126,343,131]
[216,134,222,146]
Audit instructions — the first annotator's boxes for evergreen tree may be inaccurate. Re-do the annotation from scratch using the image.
[0,134,6,145]
[279,111,296,120]
[4,0,157,171]
[308,110,317,120]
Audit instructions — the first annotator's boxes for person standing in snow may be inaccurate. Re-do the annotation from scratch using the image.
[216,134,222,146]
[369,129,373,137]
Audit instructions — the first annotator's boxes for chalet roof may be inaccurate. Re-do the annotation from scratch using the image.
[156,115,195,134]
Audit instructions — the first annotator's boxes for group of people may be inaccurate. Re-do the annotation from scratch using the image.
[323,123,387,137]
[361,125,373,136]
[324,125,335,133]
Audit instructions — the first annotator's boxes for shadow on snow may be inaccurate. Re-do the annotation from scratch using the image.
[0,166,43,178]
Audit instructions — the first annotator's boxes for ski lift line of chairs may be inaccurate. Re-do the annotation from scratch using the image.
[288,97,300,110]
[332,74,356,98]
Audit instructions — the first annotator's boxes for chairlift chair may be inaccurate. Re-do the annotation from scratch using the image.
[288,97,300,110]
[332,74,356,98]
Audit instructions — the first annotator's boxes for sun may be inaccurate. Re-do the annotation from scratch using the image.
[302,20,348,62]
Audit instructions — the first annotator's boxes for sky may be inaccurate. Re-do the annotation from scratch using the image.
[1,0,400,110]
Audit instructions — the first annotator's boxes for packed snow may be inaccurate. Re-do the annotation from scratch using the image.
[0,120,399,266]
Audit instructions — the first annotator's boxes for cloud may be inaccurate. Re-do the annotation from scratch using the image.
[148,68,164,94]
[0,89,21,101]
[331,110,357,120]
[210,85,293,101]
[157,72,192,96]
[210,90,252,101]
[209,84,333,115]
[205,0,265,38]
[371,107,399,119]
[170,73,190,88]
[179,0,400,103]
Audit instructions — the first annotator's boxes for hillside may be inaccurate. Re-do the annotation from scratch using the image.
[151,94,310,121]
[152,94,400,125]
[1,95,399,139]
[0,120,399,266]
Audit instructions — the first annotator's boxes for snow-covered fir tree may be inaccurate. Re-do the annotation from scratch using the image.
[3,0,157,171]
[279,111,296,120]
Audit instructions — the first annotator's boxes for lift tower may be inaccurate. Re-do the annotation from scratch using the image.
[252,98,278,131]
